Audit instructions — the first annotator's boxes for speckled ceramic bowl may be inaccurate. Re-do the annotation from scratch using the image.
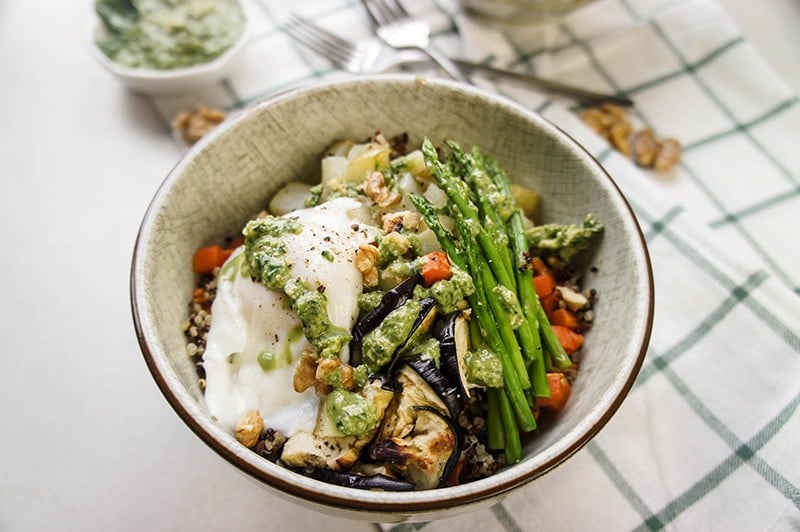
[131,76,653,522]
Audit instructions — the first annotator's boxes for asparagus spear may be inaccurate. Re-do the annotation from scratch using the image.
[422,139,514,288]
[482,154,573,372]
[450,142,549,395]
[410,194,536,431]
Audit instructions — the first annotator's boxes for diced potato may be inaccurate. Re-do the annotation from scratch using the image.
[392,150,429,178]
[416,229,442,255]
[510,183,541,220]
[269,182,312,215]
[423,183,448,209]
[344,146,391,183]
[321,155,349,185]
[324,139,353,157]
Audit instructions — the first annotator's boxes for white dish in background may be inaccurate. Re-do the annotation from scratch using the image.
[88,16,248,96]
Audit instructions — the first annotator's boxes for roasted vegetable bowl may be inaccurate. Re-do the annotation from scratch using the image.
[131,76,653,522]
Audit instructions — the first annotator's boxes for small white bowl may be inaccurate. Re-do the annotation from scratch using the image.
[89,15,248,96]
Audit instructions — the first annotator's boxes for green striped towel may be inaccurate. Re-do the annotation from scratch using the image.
[149,0,800,529]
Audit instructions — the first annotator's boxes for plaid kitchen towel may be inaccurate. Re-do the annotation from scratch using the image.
[145,0,800,530]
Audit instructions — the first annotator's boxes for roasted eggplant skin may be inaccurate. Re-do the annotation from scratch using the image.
[434,311,471,399]
[413,405,462,487]
[406,356,462,418]
[309,468,415,491]
[350,273,423,365]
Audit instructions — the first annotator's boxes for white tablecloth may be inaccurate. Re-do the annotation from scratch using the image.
[1,1,798,530]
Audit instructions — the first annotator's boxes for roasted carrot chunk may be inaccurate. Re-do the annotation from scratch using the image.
[533,274,556,298]
[421,251,452,286]
[192,245,226,274]
[551,308,581,331]
[536,373,572,412]
[551,325,584,355]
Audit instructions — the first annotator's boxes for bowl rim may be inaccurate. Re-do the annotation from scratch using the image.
[88,6,249,81]
[130,75,654,514]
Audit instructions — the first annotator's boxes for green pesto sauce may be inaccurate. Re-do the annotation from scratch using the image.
[303,184,324,208]
[327,389,377,436]
[284,279,350,360]
[466,348,503,388]
[243,215,302,290]
[244,215,349,360]
[492,285,524,329]
[405,336,440,366]
[95,0,246,70]
[415,266,475,314]
[525,214,604,264]
[357,290,385,314]
[361,299,421,371]
[257,349,291,371]
[377,233,410,267]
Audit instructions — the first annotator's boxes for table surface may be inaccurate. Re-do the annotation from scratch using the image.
[1,1,798,530]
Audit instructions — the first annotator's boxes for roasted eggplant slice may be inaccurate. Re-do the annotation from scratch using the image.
[350,273,423,365]
[385,297,438,375]
[412,405,462,487]
[310,469,415,491]
[405,356,462,418]
[436,311,471,399]
[280,377,395,471]
[370,362,462,489]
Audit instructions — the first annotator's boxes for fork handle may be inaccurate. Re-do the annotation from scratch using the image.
[415,46,469,83]
[452,60,633,107]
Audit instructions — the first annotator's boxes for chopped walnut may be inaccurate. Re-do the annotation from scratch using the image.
[654,138,682,173]
[171,105,227,144]
[355,244,380,288]
[609,120,632,156]
[631,128,659,167]
[293,351,318,393]
[381,211,421,233]
[580,104,681,173]
[235,409,264,448]
[314,359,336,395]
[365,171,401,207]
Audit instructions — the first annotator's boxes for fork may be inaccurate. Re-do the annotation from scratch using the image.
[359,0,469,82]
[285,14,634,107]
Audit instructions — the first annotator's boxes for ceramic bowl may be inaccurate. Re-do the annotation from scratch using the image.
[131,75,653,522]
[89,14,248,96]
[458,0,597,24]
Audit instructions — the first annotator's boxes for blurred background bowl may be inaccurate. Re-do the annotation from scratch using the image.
[131,75,653,522]
[88,15,248,96]
[457,0,597,24]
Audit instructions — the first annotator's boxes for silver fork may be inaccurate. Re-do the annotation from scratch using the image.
[284,14,634,107]
[359,0,468,82]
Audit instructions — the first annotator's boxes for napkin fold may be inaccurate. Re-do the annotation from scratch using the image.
[148,1,800,529]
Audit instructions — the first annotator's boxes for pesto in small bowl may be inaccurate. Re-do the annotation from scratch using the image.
[94,0,246,70]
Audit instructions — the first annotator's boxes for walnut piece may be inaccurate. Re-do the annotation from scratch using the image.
[171,105,227,144]
[293,351,318,393]
[381,211,421,234]
[235,409,264,448]
[580,104,681,173]
[654,138,682,173]
[365,171,401,207]
[631,128,659,167]
[355,244,380,288]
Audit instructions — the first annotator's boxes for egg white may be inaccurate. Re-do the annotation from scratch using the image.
[202,198,377,435]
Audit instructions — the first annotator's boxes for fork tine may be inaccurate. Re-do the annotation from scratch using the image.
[361,0,395,27]
[285,15,351,65]
[386,0,410,17]
[289,14,355,53]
